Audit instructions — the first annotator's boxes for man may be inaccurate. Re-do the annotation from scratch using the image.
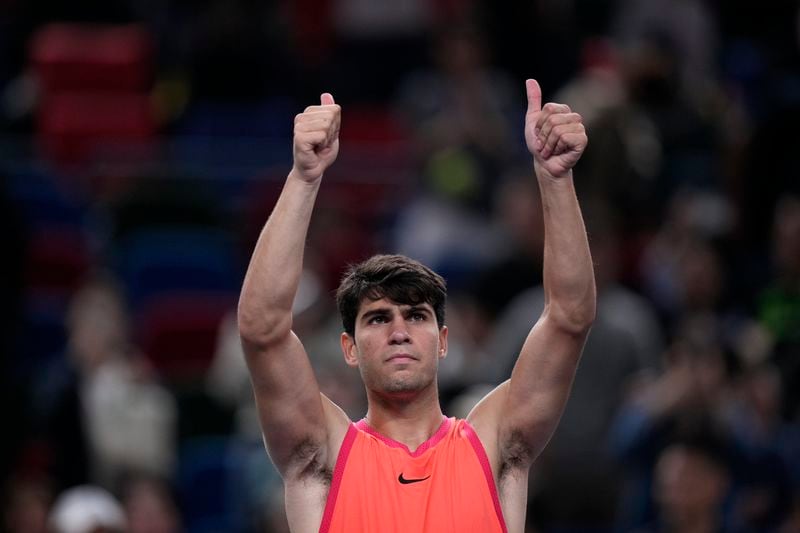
[238,79,595,532]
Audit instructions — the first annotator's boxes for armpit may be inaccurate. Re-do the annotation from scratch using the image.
[499,429,534,480]
[290,437,333,484]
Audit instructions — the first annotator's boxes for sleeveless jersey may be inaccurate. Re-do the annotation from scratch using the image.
[319,416,507,533]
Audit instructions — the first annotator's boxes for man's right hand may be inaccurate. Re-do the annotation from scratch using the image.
[292,93,341,182]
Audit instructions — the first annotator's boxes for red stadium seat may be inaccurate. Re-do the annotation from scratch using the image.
[24,229,92,297]
[37,91,157,164]
[136,293,234,383]
[30,23,157,165]
[29,23,153,93]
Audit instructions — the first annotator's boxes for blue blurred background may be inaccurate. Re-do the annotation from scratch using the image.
[1,1,799,532]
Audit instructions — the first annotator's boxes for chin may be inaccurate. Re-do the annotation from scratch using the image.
[384,381,420,394]
[383,374,433,395]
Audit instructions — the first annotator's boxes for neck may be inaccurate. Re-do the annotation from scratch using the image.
[364,386,444,452]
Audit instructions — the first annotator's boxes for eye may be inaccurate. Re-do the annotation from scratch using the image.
[368,315,387,324]
[409,312,427,322]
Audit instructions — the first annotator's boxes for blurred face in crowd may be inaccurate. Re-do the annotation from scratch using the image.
[679,241,723,311]
[123,478,180,533]
[654,444,729,524]
[67,282,129,371]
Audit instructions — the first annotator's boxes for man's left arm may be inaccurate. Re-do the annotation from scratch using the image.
[468,79,595,468]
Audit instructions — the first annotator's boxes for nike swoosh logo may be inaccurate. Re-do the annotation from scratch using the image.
[398,473,431,485]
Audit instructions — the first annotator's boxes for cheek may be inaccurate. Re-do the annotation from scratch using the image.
[354,333,381,358]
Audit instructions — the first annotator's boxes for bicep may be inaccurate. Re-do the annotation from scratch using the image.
[507,315,587,451]
[242,331,346,476]
[469,315,588,468]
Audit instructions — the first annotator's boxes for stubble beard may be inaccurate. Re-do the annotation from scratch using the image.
[361,363,436,397]
[383,373,426,394]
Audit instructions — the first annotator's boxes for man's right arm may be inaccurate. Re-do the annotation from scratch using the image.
[237,94,349,479]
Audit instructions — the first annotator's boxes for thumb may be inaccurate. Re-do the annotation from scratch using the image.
[321,92,335,106]
[525,79,541,114]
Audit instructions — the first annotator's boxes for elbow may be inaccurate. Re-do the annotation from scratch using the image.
[237,301,293,349]
[546,293,596,336]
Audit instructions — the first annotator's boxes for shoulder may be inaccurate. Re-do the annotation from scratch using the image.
[465,385,538,480]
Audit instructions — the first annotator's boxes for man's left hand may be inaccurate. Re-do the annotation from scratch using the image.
[524,79,587,179]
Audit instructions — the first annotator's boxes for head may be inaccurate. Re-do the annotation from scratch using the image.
[121,475,180,533]
[337,255,446,337]
[654,427,732,527]
[67,274,131,373]
[336,255,448,396]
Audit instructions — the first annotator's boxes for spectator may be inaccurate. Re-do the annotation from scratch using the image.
[37,274,177,491]
[121,474,181,533]
[639,430,733,533]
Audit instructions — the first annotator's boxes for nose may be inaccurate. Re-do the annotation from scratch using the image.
[388,319,410,345]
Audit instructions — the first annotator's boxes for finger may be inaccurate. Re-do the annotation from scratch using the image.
[540,113,582,155]
[296,131,328,151]
[526,79,542,115]
[321,92,335,106]
[535,102,571,133]
[538,112,579,148]
[540,122,578,158]
[551,131,587,159]
[330,106,341,142]
[295,122,337,147]
[299,108,339,120]
[542,123,585,158]
[295,118,333,132]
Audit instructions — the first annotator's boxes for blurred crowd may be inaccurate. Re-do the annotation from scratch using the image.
[1,0,799,532]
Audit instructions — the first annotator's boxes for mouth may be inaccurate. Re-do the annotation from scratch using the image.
[386,353,417,363]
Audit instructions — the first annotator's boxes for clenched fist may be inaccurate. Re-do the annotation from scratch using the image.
[292,93,341,182]
[524,79,587,179]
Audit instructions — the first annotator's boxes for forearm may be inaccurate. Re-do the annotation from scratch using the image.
[238,169,320,344]
[537,169,596,333]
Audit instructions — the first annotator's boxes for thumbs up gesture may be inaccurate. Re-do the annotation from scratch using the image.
[292,93,341,182]
[524,79,587,179]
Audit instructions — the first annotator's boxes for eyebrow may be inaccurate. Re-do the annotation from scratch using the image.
[360,308,391,323]
[359,305,431,322]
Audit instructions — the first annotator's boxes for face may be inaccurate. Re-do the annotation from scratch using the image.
[654,445,728,518]
[341,297,448,397]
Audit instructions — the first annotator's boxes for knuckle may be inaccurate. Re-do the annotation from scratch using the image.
[558,125,575,139]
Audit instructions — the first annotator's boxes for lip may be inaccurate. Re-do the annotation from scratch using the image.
[386,353,417,363]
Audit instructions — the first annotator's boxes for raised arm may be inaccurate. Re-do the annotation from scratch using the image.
[469,79,595,470]
[238,93,348,478]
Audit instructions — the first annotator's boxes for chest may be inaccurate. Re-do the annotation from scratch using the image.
[322,429,506,532]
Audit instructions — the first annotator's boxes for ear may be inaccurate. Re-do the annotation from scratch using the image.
[438,325,449,360]
[341,331,359,367]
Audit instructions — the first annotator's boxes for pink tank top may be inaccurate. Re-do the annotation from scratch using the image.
[320,416,507,532]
